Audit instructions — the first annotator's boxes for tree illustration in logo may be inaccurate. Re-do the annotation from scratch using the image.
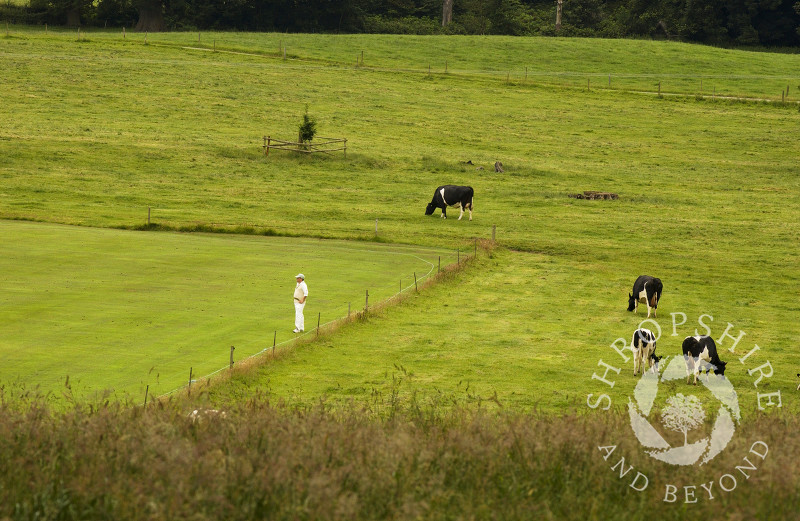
[661,393,706,446]
[628,355,740,466]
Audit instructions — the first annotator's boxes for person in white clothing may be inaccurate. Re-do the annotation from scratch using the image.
[293,274,308,333]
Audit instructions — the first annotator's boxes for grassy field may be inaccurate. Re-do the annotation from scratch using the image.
[2,396,799,521]
[0,220,454,399]
[3,28,797,407]
[1,28,799,518]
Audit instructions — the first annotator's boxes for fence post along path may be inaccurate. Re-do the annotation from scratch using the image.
[155,243,459,399]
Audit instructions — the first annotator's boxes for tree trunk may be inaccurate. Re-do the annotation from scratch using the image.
[555,0,563,32]
[442,0,453,27]
[135,0,166,32]
[66,8,80,27]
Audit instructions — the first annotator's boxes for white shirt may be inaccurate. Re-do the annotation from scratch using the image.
[294,281,308,301]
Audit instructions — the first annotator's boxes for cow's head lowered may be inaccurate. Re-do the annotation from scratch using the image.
[425,202,437,216]
[627,293,636,312]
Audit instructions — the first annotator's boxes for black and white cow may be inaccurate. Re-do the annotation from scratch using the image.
[425,185,474,221]
[682,335,727,385]
[627,275,663,318]
[631,328,661,376]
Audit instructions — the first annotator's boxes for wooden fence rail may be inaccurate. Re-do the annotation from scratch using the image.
[263,135,347,157]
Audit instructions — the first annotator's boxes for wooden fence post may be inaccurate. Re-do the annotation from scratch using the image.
[316,312,320,337]
[144,384,149,407]
[492,224,496,241]
[414,272,418,292]
[229,345,235,370]
[188,367,193,393]
[348,302,351,317]
[272,331,276,356]
[365,289,369,311]
[438,256,441,274]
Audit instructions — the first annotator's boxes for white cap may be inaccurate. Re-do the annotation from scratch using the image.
[295,273,305,280]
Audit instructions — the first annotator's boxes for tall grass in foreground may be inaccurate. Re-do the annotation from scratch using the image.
[1,387,798,520]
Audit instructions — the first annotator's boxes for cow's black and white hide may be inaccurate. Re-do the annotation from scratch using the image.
[425,185,474,221]
[682,335,727,385]
[631,328,661,376]
[627,275,663,318]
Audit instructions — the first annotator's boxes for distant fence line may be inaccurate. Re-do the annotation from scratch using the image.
[2,25,798,103]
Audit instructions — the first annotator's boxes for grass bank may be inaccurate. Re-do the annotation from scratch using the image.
[0,391,797,521]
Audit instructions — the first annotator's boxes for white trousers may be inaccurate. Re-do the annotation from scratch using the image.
[294,301,305,331]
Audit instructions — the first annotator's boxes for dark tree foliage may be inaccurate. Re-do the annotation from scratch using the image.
[29,0,95,26]
[6,0,800,46]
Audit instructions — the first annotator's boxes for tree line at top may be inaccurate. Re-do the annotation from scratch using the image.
[3,0,799,47]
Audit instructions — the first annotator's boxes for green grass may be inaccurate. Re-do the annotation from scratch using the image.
[0,220,455,399]
[2,396,799,521]
[1,28,799,519]
[0,29,798,413]
[206,246,799,415]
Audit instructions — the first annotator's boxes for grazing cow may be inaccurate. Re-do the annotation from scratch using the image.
[631,328,661,376]
[425,185,474,221]
[627,275,663,318]
[682,335,727,385]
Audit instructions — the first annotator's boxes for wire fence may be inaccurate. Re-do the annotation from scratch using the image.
[6,24,796,104]
[153,240,483,401]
